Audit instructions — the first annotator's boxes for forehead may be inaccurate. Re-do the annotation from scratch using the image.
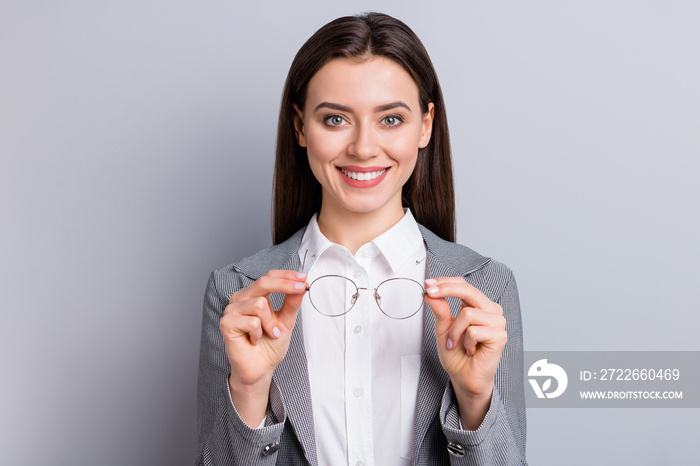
[305,57,420,110]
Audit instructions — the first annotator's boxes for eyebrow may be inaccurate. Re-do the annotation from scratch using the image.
[313,101,412,113]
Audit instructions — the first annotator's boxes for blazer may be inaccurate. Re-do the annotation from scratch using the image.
[195,225,527,465]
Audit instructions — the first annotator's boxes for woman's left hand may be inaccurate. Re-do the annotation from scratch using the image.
[423,277,507,429]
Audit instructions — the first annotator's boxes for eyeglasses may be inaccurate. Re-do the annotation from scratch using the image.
[300,250,431,320]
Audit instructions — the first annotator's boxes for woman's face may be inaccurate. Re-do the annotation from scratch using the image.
[294,56,434,219]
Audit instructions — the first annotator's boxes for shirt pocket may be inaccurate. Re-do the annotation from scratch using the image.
[400,354,421,460]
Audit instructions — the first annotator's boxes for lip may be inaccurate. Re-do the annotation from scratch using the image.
[338,165,388,173]
[336,165,390,189]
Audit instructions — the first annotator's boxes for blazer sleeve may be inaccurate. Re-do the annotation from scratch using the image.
[438,269,528,466]
[194,271,288,465]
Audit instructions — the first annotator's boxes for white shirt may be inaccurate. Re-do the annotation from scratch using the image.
[299,210,426,466]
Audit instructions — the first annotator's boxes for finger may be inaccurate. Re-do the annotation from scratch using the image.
[230,279,308,339]
[230,270,308,304]
[461,325,508,357]
[220,313,264,346]
[275,291,305,332]
[228,271,307,339]
[424,278,498,312]
[447,308,506,351]
[423,293,454,337]
[225,296,279,340]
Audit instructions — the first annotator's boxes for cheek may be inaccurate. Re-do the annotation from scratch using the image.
[305,132,338,185]
[381,123,424,157]
[305,129,342,164]
[386,136,421,165]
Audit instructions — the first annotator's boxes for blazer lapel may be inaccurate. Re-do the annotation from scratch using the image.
[412,226,491,459]
[274,307,319,466]
[411,245,453,459]
[271,239,319,466]
[236,230,318,465]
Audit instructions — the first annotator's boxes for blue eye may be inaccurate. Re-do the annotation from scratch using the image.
[382,115,402,126]
[325,115,346,126]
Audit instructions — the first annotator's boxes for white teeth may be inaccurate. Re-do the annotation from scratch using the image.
[341,168,386,180]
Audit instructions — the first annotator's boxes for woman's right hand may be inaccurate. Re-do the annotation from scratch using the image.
[219,269,307,427]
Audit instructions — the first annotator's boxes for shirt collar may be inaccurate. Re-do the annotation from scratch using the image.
[299,209,424,274]
[299,214,333,273]
[370,209,424,272]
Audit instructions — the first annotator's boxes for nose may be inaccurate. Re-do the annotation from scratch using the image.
[347,123,380,160]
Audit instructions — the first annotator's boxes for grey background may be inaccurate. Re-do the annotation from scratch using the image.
[1,1,698,465]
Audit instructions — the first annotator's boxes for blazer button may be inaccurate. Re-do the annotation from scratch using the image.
[447,441,465,457]
[262,441,280,457]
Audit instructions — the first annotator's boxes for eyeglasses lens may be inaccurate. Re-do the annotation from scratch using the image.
[308,275,357,317]
[375,278,424,319]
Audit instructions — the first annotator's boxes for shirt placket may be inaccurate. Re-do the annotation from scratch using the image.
[344,256,374,466]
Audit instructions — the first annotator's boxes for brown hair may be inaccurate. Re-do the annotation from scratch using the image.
[272,12,455,244]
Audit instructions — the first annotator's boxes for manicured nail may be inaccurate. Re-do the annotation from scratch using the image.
[295,272,307,279]
[425,279,437,286]
[446,338,454,350]
[272,327,281,338]
[426,286,439,295]
[293,282,305,290]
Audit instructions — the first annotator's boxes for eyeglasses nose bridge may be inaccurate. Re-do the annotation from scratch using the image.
[355,286,382,306]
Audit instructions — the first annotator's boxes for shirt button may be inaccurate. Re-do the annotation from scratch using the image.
[353,270,362,279]
[353,387,363,398]
[356,461,366,466]
[353,325,363,335]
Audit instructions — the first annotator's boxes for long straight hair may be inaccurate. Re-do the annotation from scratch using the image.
[273,12,455,244]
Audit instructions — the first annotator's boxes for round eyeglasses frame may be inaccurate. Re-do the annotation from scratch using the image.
[300,249,432,320]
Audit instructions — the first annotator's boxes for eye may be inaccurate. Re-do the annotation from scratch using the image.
[381,115,403,127]
[324,115,347,126]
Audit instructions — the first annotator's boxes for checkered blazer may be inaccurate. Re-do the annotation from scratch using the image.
[195,225,527,465]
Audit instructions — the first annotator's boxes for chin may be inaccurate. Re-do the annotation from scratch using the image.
[338,198,394,215]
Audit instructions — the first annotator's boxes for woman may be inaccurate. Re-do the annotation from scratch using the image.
[196,12,527,466]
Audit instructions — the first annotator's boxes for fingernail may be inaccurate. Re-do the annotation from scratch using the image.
[426,286,439,295]
[272,327,282,338]
[295,272,307,279]
[446,338,454,350]
[425,279,437,286]
[293,282,305,290]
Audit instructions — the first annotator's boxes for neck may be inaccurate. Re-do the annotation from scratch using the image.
[317,198,405,255]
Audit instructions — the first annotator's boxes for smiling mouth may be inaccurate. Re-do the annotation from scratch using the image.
[339,167,388,181]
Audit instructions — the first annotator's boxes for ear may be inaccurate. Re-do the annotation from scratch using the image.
[418,102,435,149]
[292,103,307,147]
